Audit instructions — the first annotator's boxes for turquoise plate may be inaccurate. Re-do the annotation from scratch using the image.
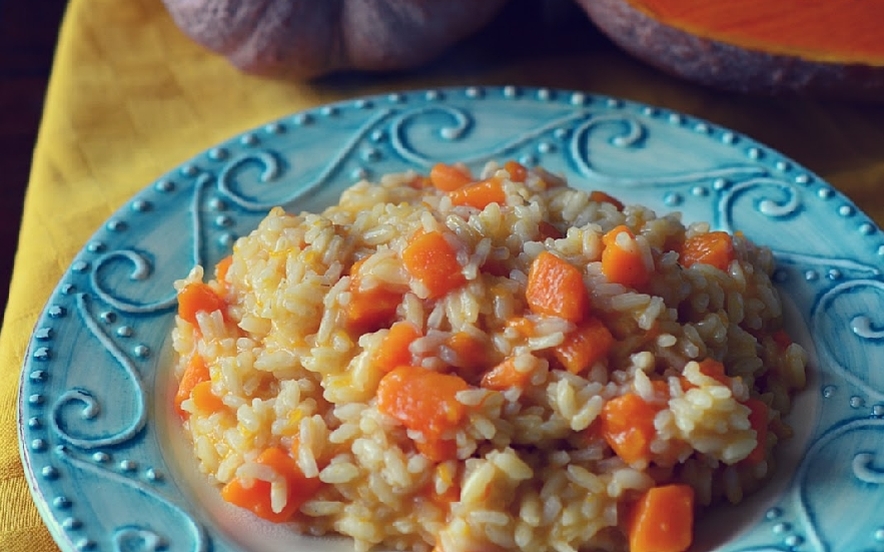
[18,86,884,552]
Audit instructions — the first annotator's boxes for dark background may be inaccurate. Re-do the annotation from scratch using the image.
[0,0,69,316]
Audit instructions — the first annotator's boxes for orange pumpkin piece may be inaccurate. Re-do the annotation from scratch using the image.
[680,358,732,392]
[680,231,734,271]
[552,317,615,374]
[421,463,461,516]
[175,354,210,419]
[503,160,528,182]
[346,256,405,333]
[402,230,466,299]
[649,379,671,401]
[347,287,402,333]
[431,471,461,505]
[698,358,731,385]
[378,366,470,436]
[600,392,661,465]
[772,329,793,349]
[589,190,625,210]
[525,251,589,323]
[480,356,533,391]
[373,321,421,372]
[743,398,769,464]
[214,255,233,282]
[221,479,287,522]
[429,163,473,192]
[415,437,459,463]
[177,282,227,326]
[601,225,650,288]
[628,484,695,552]
[446,331,489,371]
[506,316,537,338]
[408,174,432,189]
[255,447,322,502]
[448,177,506,210]
[221,447,322,523]
[190,380,225,412]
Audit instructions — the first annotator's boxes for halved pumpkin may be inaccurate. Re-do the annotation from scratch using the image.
[578,0,884,101]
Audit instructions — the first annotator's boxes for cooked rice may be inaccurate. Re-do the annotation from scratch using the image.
[172,161,808,552]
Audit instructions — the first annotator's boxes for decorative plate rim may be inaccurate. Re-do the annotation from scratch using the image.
[18,85,884,552]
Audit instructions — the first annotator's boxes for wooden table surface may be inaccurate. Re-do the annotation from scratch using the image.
[0,0,68,317]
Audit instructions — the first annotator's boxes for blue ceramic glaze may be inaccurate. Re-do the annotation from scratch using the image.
[18,86,884,552]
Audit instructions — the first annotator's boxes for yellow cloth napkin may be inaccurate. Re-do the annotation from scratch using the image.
[3,0,884,549]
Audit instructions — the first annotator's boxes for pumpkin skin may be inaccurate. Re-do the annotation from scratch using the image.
[161,0,510,78]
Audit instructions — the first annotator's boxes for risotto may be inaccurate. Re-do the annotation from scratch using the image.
[171,160,808,552]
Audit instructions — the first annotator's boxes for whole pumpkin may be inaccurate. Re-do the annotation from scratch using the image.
[161,0,511,78]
